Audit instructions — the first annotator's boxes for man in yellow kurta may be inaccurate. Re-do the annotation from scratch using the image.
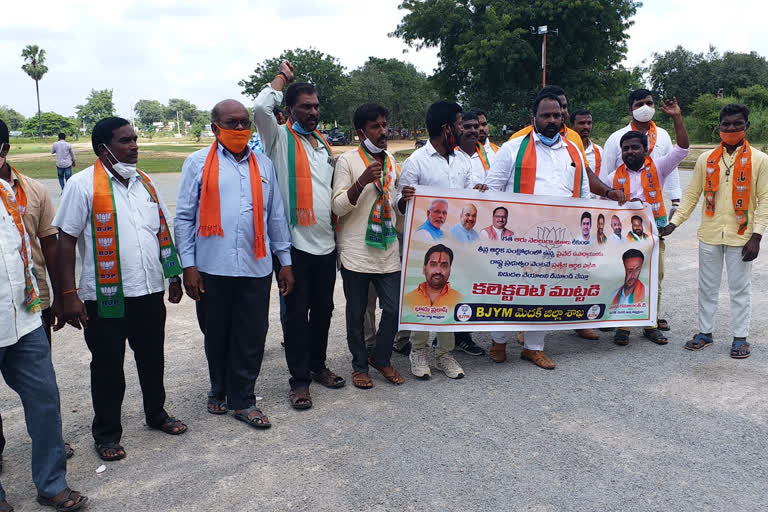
[662,103,768,359]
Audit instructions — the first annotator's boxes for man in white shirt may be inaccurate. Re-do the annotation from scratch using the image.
[610,215,624,243]
[484,93,625,369]
[570,110,603,177]
[332,103,404,389]
[254,61,346,408]
[51,133,76,190]
[55,117,186,462]
[456,109,493,184]
[602,89,682,215]
[476,109,500,154]
[398,100,486,379]
[0,176,88,510]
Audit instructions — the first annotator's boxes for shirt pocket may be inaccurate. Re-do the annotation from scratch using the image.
[137,201,161,233]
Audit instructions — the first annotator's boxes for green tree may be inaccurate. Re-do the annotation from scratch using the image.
[76,89,116,130]
[736,85,768,108]
[689,94,735,142]
[239,48,347,123]
[393,0,639,126]
[20,44,49,138]
[0,106,26,131]
[339,57,438,130]
[134,99,166,127]
[165,98,198,123]
[21,112,77,137]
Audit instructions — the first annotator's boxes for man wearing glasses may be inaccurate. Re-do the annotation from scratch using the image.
[176,99,294,428]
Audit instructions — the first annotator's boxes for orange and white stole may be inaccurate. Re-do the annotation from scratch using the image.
[704,141,752,235]
[631,120,657,154]
[613,157,667,228]
[589,140,602,176]
[357,146,397,249]
[9,167,28,215]
[513,133,583,197]
[0,172,41,312]
[475,142,490,171]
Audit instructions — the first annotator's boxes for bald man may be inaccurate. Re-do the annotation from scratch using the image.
[449,204,480,242]
[176,99,294,429]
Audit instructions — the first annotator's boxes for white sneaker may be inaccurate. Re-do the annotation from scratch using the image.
[409,348,431,379]
[436,353,465,379]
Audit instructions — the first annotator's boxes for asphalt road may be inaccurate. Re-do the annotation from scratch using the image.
[0,170,766,511]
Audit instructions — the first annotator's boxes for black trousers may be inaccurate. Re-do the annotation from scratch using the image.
[83,292,168,444]
[195,273,271,410]
[276,247,337,389]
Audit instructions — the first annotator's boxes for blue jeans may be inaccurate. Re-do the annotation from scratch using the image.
[0,327,68,500]
[56,167,72,189]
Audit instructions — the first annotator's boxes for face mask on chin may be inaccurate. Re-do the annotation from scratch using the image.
[362,136,385,154]
[292,120,313,135]
[632,105,655,123]
[102,145,136,179]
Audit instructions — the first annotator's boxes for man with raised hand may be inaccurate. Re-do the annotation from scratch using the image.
[604,97,690,346]
[55,117,186,462]
[602,89,682,215]
[332,103,404,389]
[0,122,88,512]
[398,100,486,379]
[176,99,293,428]
[484,93,624,369]
[661,103,768,359]
[254,61,345,409]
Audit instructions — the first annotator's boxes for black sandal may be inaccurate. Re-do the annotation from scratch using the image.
[206,396,228,415]
[233,406,271,429]
[643,328,668,345]
[657,319,671,331]
[37,487,88,511]
[613,330,630,346]
[311,368,346,389]
[95,441,125,461]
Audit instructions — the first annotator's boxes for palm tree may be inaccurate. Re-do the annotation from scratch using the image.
[21,45,48,138]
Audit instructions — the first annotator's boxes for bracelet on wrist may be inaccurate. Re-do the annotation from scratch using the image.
[278,71,290,83]
[61,288,79,296]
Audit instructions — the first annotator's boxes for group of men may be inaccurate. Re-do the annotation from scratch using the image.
[1,60,766,511]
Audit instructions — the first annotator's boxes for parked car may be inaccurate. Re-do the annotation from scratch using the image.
[326,129,349,146]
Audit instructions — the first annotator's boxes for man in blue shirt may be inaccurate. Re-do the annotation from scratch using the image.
[449,204,479,242]
[413,199,448,242]
[175,99,294,429]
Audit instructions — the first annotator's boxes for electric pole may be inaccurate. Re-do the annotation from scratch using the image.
[531,25,558,88]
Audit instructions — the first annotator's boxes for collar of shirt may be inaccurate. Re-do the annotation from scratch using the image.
[417,220,444,239]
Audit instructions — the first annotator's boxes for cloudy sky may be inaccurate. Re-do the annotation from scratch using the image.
[2,0,764,119]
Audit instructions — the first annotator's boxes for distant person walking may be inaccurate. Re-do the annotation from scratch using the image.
[51,133,76,189]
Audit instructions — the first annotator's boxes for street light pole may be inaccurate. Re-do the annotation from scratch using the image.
[531,25,558,88]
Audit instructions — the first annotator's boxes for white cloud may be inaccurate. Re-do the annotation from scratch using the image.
[3,0,764,120]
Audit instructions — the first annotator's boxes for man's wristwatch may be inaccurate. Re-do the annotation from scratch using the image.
[169,276,181,284]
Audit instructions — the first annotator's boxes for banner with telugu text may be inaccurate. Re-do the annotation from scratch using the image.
[398,186,660,332]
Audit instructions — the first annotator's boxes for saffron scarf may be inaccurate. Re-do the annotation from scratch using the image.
[488,142,500,153]
[631,120,657,154]
[357,146,397,249]
[704,141,752,235]
[589,140,602,176]
[285,123,333,226]
[92,160,182,318]
[0,175,40,312]
[613,157,668,228]
[513,133,583,197]
[198,141,266,259]
[475,142,490,170]
[9,167,28,215]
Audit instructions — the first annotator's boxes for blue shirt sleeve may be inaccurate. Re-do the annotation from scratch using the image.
[174,152,203,269]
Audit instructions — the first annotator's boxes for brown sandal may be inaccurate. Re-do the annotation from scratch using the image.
[289,387,313,410]
[367,358,404,385]
[352,371,373,389]
[311,368,346,389]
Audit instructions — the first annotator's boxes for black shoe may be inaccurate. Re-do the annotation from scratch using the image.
[455,337,485,356]
[393,342,412,356]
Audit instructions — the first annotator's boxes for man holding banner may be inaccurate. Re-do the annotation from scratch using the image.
[332,103,404,389]
[603,96,689,345]
[398,100,486,377]
[484,93,624,369]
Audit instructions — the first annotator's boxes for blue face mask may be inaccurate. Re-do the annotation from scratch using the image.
[537,132,561,147]
[292,121,313,135]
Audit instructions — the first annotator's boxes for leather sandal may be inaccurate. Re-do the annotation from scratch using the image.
[352,371,374,389]
[37,487,88,511]
[490,342,507,363]
[367,358,404,385]
[289,387,313,410]
[311,368,346,389]
[520,348,555,369]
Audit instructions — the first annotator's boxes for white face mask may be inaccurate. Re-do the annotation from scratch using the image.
[632,105,655,123]
[362,135,385,154]
[102,145,136,179]
[0,143,8,168]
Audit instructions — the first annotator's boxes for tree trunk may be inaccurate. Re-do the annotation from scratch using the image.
[35,79,42,139]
